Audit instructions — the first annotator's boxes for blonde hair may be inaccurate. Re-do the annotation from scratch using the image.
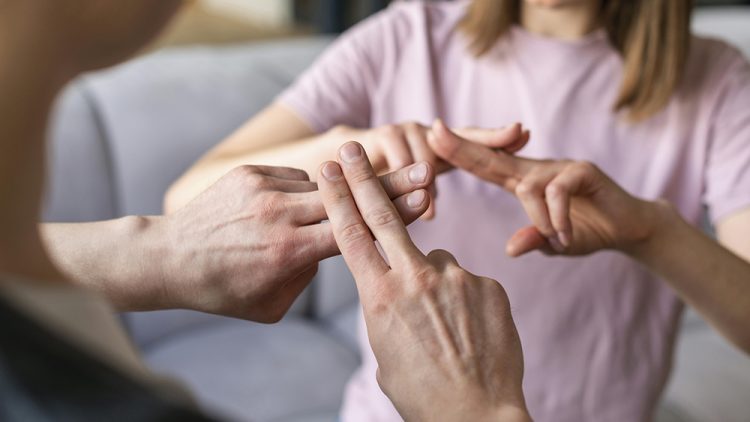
[460,0,693,121]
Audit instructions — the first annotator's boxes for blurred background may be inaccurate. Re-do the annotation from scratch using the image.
[44,1,750,422]
[156,0,750,48]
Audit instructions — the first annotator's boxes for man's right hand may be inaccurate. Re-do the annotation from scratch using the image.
[161,162,435,322]
[318,142,531,422]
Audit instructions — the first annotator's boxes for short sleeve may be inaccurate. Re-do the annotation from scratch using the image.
[276,11,391,133]
[704,48,750,224]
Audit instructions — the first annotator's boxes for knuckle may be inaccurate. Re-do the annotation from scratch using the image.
[291,168,311,181]
[258,192,286,220]
[465,151,490,171]
[363,206,399,228]
[573,160,598,174]
[426,248,455,264]
[481,277,511,304]
[232,165,260,178]
[403,121,423,133]
[349,168,378,184]
[515,180,539,197]
[545,183,565,198]
[380,124,404,139]
[242,172,269,190]
[410,267,439,292]
[338,221,371,247]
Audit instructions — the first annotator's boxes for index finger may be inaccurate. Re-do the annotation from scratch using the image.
[429,119,533,191]
[337,142,426,270]
[318,161,391,286]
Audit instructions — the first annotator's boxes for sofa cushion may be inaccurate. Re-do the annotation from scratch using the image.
[44,83,118,223]
[82,38,332,217]
[143,317,359,422]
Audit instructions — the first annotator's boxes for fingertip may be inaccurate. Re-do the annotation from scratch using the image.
[408,161,436,187]
[406,189,428,209]
[506,241,521,257]
[557,231,571,248]
[507,226,546,257]
[320,161,343,181]
[339,141,365,164]
[420,204,436,221]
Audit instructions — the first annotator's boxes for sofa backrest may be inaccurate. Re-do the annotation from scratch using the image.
[44,38,345,348]
[43,6,750,348]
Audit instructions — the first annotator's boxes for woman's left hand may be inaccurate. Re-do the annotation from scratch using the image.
[428,120,660,257]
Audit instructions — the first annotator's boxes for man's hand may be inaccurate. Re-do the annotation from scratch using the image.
[44,162,434,323]
[161,163,435,322]
[318,142,530,422]
[428,119,660,257]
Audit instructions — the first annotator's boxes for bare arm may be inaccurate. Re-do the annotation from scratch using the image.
[41,217,173,311]
[630,207,750,352]
[430,121,750,354]
[44,163,434,321]
[319,142,530,422]
[165,104,529,214]
[165,104,336,213]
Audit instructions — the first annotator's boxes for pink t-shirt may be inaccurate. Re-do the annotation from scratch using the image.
[279,1,750,421]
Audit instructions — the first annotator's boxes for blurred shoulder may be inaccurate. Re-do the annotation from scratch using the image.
[687,35,749,85]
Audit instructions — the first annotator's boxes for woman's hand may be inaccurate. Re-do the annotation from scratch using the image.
[429,119,660,257]
[336,121,530,219]
[318,141,530,422]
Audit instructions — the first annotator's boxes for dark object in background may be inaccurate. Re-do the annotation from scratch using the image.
[296,0,750,34]
[295,0,390,33]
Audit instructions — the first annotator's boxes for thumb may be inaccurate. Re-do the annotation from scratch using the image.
[506,226,549,257]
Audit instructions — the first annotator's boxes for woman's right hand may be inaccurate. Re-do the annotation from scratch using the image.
[336,122,530,219]
[428,119,661,257]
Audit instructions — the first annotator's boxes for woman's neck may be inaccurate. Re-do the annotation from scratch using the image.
[520,1,602,40]
[0,26,71,281]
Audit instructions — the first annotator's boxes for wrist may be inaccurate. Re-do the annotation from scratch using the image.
[114,215,176,311]
[622,199,682,260]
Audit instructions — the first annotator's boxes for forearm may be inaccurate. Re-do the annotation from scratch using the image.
[165,127,361,213]
[40,217,176,311]
[628,201,750,352]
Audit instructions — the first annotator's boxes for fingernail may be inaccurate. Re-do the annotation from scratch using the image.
[548,236,565,253]
[407,190,427,208]
[558,231,571,247]
[408,163,429,184]
[321,162,342,180]
[340,142,362,163]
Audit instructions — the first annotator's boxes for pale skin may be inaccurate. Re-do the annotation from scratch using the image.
[167,0,750,354]
[428,120,750,353]
[41,163,435,321]
[319,142,531,422]
[0,2,531,420]
[164,106,530,217]
[0,1,434,324]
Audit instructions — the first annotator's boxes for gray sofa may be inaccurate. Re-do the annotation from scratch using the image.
[44,7,750,422]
